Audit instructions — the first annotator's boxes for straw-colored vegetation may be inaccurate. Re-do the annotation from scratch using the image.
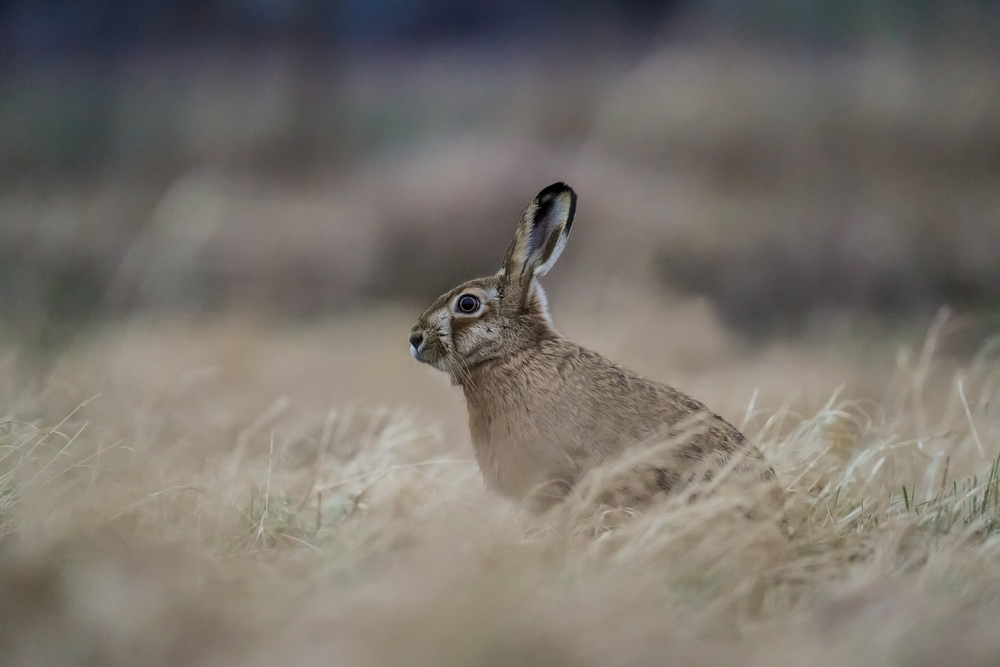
[3,41,1000,666]
[2,300,999,666]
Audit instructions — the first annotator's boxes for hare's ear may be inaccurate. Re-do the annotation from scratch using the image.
[501,183,576,283]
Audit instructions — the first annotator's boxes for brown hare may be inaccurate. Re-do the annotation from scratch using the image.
[409,183,783,517]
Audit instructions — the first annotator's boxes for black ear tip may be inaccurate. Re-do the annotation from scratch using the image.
[533,182,577,232]
[537,182,575,200]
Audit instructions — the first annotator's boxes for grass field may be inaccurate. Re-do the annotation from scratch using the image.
[2,292,1000,666]
[3,39,1000,666]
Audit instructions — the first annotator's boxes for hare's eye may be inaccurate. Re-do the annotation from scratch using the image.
[456,294,481,314]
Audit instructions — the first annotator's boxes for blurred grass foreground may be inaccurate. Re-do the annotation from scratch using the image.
[3,1,1000,666]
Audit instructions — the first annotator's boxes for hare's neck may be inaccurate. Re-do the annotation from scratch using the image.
[458,339,548,397]
[456,345,546,499]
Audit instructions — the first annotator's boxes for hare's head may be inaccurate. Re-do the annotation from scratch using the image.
[409,182,577,381]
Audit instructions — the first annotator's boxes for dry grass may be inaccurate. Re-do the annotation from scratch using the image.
[1,298,999,666]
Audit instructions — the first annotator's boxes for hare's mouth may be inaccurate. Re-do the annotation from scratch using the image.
[411,346,441,367]
[410,337,447,370]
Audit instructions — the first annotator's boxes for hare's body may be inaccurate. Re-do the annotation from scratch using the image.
[410,183,782,515]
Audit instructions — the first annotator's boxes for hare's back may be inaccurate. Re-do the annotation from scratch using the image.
[545,342,782,512]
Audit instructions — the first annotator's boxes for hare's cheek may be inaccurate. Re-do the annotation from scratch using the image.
[455,321,491,356]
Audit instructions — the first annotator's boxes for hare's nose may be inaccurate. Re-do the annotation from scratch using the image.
[409,332,424,350]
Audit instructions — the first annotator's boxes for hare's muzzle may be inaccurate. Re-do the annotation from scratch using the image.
[408,330,425,361]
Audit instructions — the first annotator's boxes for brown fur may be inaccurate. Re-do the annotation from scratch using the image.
[409,183,783,517]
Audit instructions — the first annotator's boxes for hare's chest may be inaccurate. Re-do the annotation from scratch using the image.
[462,371,585,499]
[467,410,546,499]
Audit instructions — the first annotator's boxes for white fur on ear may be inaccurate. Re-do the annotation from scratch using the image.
[528,279,555,328]
[532,224,568,277]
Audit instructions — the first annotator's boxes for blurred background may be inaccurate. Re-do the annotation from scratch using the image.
[6,6,1000,663]
[2,0,1000,360]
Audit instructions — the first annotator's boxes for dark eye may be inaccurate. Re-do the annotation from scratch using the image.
[456,294,481,314]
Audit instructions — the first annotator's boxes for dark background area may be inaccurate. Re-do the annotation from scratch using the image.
[4,0,997,55]
[2,0,1000,354]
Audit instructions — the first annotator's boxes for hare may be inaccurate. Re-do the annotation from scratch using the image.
[409,183,783,516]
